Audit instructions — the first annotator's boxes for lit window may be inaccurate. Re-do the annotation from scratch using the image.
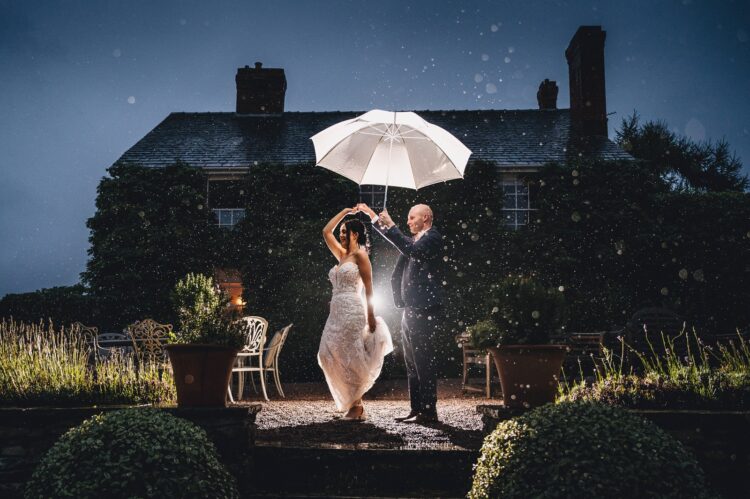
[500,176,536,230]
[359,185,386,212]
[212,208,246,228]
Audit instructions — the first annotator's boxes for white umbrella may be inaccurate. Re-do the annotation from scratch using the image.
[310,109,472,207]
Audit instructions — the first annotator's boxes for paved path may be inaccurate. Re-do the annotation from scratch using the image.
[234,378,497,450]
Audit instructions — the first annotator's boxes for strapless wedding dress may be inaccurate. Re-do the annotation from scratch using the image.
[317,261,393,412]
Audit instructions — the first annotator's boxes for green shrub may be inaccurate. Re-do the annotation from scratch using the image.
[469,402,713,499]
[25,408,239,499]
[170,273,245,349]
[481,275,567,346]
[466,319,498,350]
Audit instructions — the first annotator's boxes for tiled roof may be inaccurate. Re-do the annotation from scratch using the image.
[115,109,632,169]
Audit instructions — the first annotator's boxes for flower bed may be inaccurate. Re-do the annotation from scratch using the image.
[0,319,175,407]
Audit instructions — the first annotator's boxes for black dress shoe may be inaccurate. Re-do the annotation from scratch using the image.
[394,410,420,422]
[413,413,439,424]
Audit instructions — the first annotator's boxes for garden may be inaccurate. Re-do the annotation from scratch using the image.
[1,116,749,497]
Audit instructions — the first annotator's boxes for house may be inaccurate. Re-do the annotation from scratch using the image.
[113,25,632,305]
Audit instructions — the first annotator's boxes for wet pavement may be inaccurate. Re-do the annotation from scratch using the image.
[233,378,494,451]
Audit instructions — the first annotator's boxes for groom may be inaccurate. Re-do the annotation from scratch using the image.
[358,203,444,423]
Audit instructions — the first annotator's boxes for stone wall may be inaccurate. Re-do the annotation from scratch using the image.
[0,405,261,498]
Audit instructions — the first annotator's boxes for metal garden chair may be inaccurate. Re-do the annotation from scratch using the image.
[227,316,269,402]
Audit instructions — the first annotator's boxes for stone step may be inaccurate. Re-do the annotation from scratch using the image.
[244,444,479,498]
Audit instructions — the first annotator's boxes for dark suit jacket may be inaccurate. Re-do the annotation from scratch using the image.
[373,223,444,309]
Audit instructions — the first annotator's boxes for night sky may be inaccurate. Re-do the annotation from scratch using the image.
[1,0,748,297]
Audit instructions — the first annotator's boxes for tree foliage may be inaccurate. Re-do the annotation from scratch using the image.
[517,158,750,332]
[81,162,219,330]
[616,111,748,192]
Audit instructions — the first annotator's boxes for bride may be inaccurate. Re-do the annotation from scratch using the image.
[317,206,393,421]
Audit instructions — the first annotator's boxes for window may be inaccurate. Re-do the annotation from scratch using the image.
[212,208,245,228]
[359,185,386,212]
[500,176,536,230]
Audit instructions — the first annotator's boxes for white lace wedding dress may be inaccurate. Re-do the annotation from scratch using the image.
[317,261,393,412]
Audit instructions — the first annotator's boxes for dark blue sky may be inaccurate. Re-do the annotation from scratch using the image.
[1,0,748,297]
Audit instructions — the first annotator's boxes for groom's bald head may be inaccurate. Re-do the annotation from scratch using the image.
[407,204,433,234]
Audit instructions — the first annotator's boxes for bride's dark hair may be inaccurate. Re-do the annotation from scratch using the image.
[343,218,370,253]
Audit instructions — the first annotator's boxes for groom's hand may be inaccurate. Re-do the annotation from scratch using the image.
[378,209,394,229]
[357,203,376,219]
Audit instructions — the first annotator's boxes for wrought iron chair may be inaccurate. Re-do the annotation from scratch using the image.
[262,324,293,397]
[227,316,269,402]
[455,331,494,398]
[94,332,133,360]
[126,318,172,363]
[70,322,98,343]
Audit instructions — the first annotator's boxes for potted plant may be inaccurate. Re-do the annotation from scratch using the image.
[469,275,568,408]
[165,273,246,407]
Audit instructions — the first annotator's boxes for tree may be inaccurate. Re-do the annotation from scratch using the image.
[616,112,748,192]
[519,158,750,332]
[81,162,219,330]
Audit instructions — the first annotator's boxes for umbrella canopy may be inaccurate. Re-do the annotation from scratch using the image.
[310,109,472,205]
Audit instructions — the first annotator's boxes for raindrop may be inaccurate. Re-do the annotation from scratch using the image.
[490,24,499,32]
[474,73,484,83]
[572,169,579,177]
[660,287,669,296]
[504,56,511,63]
[461,223,468,229]
[531,310,540,319]
[112,48,122,58]
[678,268,688,280]
[470,233,479,241]
[481,53,490,61]
[492,306,499,313]
[693,269,705,282]
[127,96,136,104]
[571,212,581,222]
[558,286,565,292]
[485,83,497,94]
[443,256,449,262]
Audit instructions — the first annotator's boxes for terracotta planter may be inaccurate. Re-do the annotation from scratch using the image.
[164,344,239,407]
[488,345,567,409]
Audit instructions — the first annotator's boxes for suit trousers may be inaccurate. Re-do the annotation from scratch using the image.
[401,305,442,415]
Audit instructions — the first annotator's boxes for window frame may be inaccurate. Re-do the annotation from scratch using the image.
[212,208,246,228]
[499,174,536,230]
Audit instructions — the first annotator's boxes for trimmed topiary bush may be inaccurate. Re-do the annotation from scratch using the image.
[25,408,239,498]
[469,401,713,499]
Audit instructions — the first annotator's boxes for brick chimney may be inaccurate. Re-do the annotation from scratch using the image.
[235,62,287,115]
[565,26,607,136]
[537,79,558,110]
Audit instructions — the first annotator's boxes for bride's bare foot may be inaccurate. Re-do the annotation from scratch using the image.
[343,404,366,421]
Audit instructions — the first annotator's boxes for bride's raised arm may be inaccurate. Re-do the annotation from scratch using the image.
[322,206,357,261]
